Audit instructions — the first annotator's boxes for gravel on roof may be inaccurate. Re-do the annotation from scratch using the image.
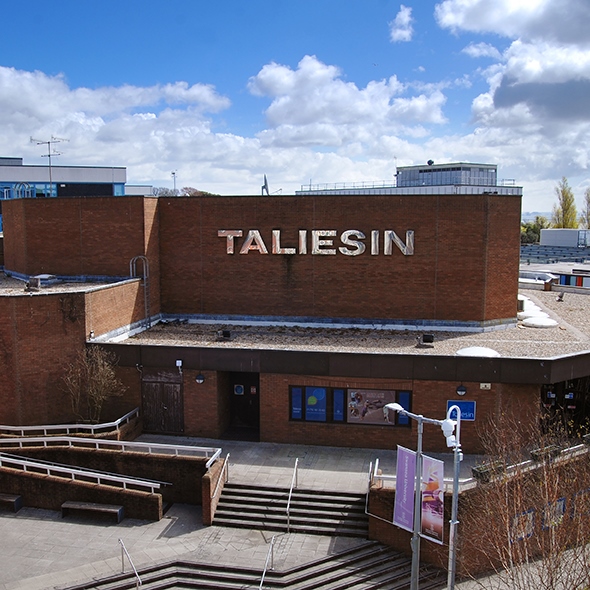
[124,290,590,360]
[3,271,587,359]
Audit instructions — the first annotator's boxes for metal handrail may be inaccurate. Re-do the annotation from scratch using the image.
[366,460,374,514]
[0,452,165,492]
[258,535,276,589]
[0,407,140,436]
[0,435,221,461]
[286,458,299,533]
[212,453,230,499]
[119,538,142,588]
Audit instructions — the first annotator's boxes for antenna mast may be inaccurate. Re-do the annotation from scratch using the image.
[30,135,69,197]
[261,174,270,196]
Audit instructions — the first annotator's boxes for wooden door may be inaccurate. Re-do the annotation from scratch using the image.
[142,372,184,434]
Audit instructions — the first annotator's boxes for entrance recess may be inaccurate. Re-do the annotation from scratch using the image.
[225,372,260,441]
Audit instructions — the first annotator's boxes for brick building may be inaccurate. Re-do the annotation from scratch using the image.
[2,189,587,454]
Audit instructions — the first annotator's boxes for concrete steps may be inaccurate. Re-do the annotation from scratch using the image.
[213,482,369,537]
[61,541,447,589]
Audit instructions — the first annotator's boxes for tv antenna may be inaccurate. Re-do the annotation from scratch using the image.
[30,135,69,197]
[261,174,270,196]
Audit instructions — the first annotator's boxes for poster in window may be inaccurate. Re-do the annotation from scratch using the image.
[333,389,345,421]
[542,498,566,530]
[347,389,396,425]
[291,387,303,420]
[511,509,535,543]
[305,387,327,422]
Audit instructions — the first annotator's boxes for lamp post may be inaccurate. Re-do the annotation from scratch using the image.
[444,405,462,590]
[384,403,462,590]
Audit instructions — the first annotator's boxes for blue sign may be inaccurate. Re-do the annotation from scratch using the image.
[446,400,476,421]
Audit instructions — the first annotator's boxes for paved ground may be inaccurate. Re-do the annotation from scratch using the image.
[0,436,484,590]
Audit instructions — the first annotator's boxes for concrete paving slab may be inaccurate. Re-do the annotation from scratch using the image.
[0,436,485,590]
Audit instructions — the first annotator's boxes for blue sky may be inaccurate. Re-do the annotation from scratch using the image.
[1,0,589,211]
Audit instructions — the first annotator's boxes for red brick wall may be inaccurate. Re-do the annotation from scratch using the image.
[158,194,521,323]
[0,467,162,520]
[258,374,540,453]
[84,280,146,338]
[3,447,206,505]
[0,293,86,425]
[183,370,226,438]
[3,199,26,272]
[142,197,161,317]
[3,193,520,324]
[2,196,153,277]
[483,195,521,320]
[0,282,148,427]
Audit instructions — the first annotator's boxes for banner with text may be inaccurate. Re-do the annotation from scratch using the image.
[393,445,416,532]
[421,455,445,544]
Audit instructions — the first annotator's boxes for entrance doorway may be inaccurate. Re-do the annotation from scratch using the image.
[224,372,260,441]
[141,370,184,434]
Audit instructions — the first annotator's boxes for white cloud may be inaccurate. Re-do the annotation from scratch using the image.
[462,42,502,60]
[389,5,414,42]
[429,0,590,211]
[435,0,590,45]
[248,55,446,147]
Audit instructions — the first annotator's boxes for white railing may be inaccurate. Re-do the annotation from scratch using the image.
[286,458,299,533]
[0,452,166,493]
[369,456,466,493]
[119,538,142,588]
[0,436,221,462]
[258,535,276,589]
[0,407,140,436]
[212,453,230,499]
[300,180,397,192]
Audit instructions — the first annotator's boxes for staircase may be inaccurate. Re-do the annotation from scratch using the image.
[62,541,447,589]
[213,482,369,537]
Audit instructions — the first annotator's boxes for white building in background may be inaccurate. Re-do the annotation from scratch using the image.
[0,157,126,199]
[297,161,522,196]
[541,228,590,248]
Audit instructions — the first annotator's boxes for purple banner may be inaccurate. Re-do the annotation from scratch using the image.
[393,446,416,532]
[421,455,445,544]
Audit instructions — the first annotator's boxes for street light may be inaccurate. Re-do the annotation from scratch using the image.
[384,403,462,590]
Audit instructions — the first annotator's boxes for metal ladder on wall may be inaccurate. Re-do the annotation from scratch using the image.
[130,255,151,328]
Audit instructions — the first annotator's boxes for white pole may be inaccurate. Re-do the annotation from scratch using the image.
[384,403,457,590]
[410,417,424,590]
[446,406,462,590]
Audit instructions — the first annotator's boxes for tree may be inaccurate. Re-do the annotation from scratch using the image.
[521,215,549,244]
[461,411,590,589]
[579,187,590,229]
[180,186,219,196]
[551,177,578,228]
[152,186,179,196]
[63,347,126,423]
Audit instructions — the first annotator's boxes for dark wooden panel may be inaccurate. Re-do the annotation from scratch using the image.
[260,350,329,376]
[104,343,590,386]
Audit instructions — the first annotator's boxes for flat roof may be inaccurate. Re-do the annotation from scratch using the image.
[122,289,590,361]
[3,273,588,363]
